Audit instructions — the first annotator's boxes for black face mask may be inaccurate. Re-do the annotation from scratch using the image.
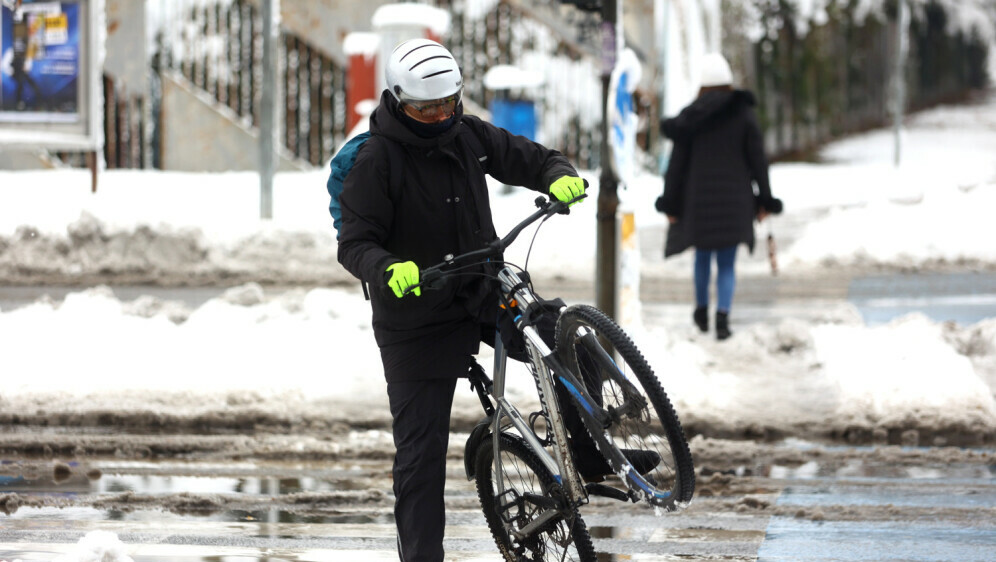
[402,112,458,138]
[395,99,459,138]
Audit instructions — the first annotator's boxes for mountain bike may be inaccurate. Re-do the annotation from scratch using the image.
[408,195,695,561]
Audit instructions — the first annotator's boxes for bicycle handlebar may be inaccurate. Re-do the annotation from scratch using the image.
[412,193,586,293]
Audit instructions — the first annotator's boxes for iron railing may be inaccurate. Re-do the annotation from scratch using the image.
[152,0,349,167]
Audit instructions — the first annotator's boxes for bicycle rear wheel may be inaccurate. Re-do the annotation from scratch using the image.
[556,304,695,509]
[475,432,596,562]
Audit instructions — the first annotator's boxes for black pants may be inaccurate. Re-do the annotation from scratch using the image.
[387,377,458,562]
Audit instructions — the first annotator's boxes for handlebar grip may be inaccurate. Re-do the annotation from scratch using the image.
[397,267,443,297]
[558,191,588,214]
[420,268,443,289]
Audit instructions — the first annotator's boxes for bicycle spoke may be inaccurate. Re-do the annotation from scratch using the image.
[476,433,596,561]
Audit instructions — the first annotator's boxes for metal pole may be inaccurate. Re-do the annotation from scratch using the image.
[88,151,98,193]
[654,0,670,173]
[893,0,908,167]
[596,0,620,320]
[259,0,277,219]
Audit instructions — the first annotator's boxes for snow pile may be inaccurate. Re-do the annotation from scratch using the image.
[2,282,993,441]
[814,315,996,437]
[51,531,134,562]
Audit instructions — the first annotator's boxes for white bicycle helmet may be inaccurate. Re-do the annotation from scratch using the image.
[385,38,463,103]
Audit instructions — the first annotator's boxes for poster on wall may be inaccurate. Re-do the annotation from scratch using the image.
[0,0,80,123]
[0,0,100,152]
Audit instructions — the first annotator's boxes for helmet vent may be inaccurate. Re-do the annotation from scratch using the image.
[399,43,444,62]
[410,55,454,72]
[423,69,454,79]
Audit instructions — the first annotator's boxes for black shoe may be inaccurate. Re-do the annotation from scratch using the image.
[575,447,662,482]
[693,306,708,333]
[716,311,731,340]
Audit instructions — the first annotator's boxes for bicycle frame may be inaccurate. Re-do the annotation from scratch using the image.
[414,194,650,532]
[487,266,588,537]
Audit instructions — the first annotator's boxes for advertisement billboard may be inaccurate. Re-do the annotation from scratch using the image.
[0,0,101,150]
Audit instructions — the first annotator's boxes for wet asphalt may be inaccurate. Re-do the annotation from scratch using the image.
[1,443,994,561]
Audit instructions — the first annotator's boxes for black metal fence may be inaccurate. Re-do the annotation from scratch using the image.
[439,0,603,169]
[56,74,147,169]
[152,0,350,168]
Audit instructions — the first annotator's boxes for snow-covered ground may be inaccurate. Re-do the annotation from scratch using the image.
[1,91,995,446]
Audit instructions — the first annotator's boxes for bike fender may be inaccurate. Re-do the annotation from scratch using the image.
[463,416,492,480]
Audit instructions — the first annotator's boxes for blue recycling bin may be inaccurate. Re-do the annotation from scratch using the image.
[490,98,536,141]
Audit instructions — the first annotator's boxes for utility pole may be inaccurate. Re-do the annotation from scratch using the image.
[259,0,278,219]
[596,0,620,320]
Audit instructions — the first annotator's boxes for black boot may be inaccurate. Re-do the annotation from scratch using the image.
[716,311,731,340]
[574,444,662,483]
[693,306,708,333]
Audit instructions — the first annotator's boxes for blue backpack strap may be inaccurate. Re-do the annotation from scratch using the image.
[327,131,372,239]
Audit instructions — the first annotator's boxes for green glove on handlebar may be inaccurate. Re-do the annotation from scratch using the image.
[385,261,421,298]
[549,176,586,207]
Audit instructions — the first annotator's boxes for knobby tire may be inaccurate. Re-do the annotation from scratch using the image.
[556,304,695,509]
[475,432,596,562]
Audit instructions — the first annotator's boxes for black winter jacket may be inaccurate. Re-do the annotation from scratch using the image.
[337,91,577,351]
[658,89,782,257]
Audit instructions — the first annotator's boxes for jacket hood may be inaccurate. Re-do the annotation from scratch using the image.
[369,90,465,149]
[661,89,756,140]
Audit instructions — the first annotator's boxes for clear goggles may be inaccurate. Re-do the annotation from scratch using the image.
[399,88,462,119]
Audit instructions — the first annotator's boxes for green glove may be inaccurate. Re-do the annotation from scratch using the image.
[549,176,586,206]
[386,261,421,298]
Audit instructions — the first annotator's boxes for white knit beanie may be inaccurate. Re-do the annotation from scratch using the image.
[700,53,733,87]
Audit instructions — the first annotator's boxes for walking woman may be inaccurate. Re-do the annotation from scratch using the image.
[656,53,782,340]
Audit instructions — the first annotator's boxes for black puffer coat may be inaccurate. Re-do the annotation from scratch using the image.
[658,89,782,257]
[337,91,576,376]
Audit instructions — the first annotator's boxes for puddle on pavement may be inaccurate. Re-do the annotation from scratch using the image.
[758,517,996,562]
[1,459,385,495]
[762,457,996,481]
[0,458,394,528]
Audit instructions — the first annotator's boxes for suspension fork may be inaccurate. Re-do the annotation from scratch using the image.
[490,328,591,509]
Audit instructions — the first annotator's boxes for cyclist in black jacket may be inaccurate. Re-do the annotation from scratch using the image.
[336,38,585,562]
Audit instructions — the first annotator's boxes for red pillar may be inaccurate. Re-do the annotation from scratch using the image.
[347,53,377,131]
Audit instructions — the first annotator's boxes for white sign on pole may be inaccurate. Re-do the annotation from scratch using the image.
[608,48,641,188]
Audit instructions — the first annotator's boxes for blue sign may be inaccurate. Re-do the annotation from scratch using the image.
[491,98,536,141]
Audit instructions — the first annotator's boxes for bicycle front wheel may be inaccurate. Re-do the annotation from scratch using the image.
[475,432,596,562]
[556,304,695,509]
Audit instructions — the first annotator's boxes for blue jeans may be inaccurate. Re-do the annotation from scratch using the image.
[694,246,737,313]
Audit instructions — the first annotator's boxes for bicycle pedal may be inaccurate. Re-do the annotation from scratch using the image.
[585,482,630,502]
[521,492,558,510]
